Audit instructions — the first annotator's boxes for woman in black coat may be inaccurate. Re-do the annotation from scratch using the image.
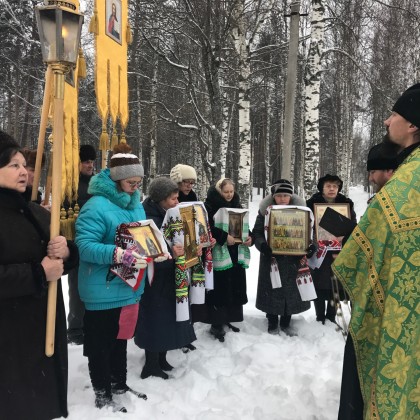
[192,178,252,342]
[253,180,312,336]
[0,131,78,419]
[135,177,196,379]
[306,174,356,323]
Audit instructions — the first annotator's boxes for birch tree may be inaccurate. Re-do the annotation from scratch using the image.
[231,0,251,202]
[230,0,276,202]
[303,0,325,196]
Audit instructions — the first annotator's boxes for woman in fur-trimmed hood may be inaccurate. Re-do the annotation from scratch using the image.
[253,180,312,336]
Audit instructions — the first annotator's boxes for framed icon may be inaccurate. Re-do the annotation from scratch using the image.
[228,211,244,243]
[268,208,310,256]
[313,203,351,242]
[194,203,211,247]
[179,206,200,268]
[127,225,163,258]
[105,0,122,44]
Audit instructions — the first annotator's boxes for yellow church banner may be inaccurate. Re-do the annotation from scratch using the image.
[89,0,132,156]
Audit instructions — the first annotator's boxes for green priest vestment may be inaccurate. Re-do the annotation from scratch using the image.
[333,146,420,419]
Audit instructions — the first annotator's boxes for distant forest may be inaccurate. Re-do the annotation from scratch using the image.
[1,0,419,199]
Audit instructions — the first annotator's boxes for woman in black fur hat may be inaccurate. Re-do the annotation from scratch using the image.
[306,174,356,324]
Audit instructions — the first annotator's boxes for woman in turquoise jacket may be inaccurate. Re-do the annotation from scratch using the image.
[76,143,147,412]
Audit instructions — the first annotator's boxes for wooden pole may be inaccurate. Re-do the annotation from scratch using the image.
[281,1,301,180]
[42,151,53,206]
[45,63,66,357]
[32,65,53,202]
[102,150,107,169]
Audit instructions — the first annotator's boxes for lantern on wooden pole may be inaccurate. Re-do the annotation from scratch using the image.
[35,0,83,357]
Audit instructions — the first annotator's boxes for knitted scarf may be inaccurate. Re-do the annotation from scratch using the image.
[110,220,169,290]
[162,202,214,321]
[264,204,314,289]
[212,207,250,270]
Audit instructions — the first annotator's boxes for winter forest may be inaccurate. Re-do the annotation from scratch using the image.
[1,0,419,199]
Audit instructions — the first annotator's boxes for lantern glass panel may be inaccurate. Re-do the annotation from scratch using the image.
[62,11,81,64]
[36,6,83,65]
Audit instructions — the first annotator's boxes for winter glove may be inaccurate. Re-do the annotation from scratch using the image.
[260,242,273,258]
[154,253,170,263]
[306,243,317,259]
[114,247,148,270]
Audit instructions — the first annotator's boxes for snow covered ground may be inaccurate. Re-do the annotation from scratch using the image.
[63,186,369,419]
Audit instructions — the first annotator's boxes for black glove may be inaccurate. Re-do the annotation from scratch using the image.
[260,242,273,258]
[306,243,317,259]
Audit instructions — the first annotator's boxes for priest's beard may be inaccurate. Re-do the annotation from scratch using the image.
[382,132,403,154]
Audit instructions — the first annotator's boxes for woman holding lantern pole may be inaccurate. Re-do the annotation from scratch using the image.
[0,130,78,420]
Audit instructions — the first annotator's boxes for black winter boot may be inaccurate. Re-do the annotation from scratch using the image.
[326,300,337,324]
[111,383,147,400]
[94,389,127,413]
[141,351,169,380]
[210,324,226,342]
[181,343,197,353]
[267,314,279,334]
[227,323,240,332]
[159,352,174,371]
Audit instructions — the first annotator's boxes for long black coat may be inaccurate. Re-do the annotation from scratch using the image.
[0,188,78,420]
[306,192,356,292]
[253,194,311,316]
[204,187,248,307]
[134,197,196,352]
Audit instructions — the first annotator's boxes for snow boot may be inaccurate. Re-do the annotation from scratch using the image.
[94,389,127,413]
[267,314,279,334]
[280,326,298,337]
[159,351,174,371]
[181,343,197,353]
[141,351,169,380]
[210,324,226,342]
[111,383,147,400]
[227,323,240,332]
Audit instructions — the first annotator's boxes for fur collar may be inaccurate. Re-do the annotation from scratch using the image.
[88,168,141,210]
[258,193,306,215]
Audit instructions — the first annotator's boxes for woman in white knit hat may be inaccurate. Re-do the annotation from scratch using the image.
[170,163,198,202]
[75,143,148,412]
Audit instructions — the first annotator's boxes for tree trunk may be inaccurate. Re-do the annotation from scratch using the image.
[303,0,325,196]
[232,0,251,205]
